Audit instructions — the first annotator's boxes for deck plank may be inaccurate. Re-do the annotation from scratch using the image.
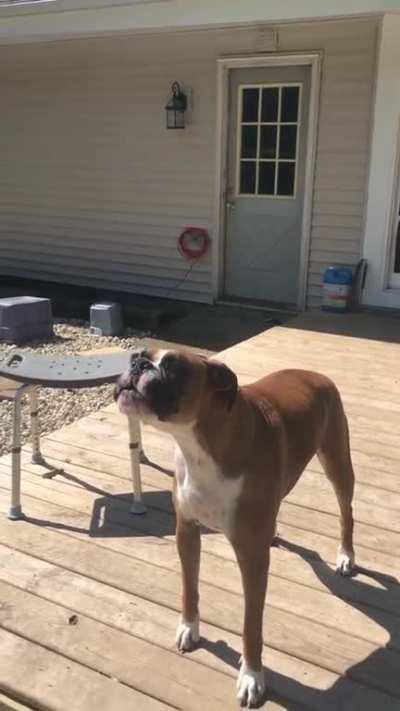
[0,485,399,701]
[0,629,171,711]
[0,549,392,711]
[0,476,398,653]
[0,581,244,711]
[2,456,399,621]
[1,457,399,575]
[1,314,400,709]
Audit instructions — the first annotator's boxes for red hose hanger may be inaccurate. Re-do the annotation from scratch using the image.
[178,227,211,261]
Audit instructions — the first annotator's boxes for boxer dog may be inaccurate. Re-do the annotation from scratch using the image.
[115,348,355,708]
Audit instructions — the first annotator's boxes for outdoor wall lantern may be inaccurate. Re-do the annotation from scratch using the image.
[165,82,187,129]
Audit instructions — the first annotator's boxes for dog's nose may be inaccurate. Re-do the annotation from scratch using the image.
[131,357,153,376]
[114,371,134,401]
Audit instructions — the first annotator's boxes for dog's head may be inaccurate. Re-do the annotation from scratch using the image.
[114,348,238,427]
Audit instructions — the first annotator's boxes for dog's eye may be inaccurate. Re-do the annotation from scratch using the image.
[162,354,180,373]
[131,349,148,363]
[135,358,152,373]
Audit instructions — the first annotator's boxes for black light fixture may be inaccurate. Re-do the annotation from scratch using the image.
[165,81,187,129]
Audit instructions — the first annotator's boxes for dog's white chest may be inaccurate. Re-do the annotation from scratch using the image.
[174,431,243,535]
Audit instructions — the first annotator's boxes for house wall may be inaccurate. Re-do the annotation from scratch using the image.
[0,17,378,305]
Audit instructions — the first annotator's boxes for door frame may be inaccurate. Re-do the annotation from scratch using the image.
[387,121,400,288]
[212,52,322,310]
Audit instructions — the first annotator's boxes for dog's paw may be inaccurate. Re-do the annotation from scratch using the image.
[237,661,266,708]
[176,616,200,653]
[336,549,355,577]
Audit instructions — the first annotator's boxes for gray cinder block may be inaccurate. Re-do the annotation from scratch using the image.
[90,302,123,337]
[0,296,53,344]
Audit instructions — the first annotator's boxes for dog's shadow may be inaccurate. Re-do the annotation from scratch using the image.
[201,538,400,709]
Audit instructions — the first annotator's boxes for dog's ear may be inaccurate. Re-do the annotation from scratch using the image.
[207,361,238,409]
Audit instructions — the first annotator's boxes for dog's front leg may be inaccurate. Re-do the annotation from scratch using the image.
[232,526,272,708]
[175,513,201,652]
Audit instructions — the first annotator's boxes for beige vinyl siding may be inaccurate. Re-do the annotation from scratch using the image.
[0,18,378,305]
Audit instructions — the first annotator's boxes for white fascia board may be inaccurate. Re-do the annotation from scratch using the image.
[0,0,399,44]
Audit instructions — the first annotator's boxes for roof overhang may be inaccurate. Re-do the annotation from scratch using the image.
[0,0,399,45]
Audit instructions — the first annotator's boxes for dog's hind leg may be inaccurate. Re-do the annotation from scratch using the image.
[317,392,355,576]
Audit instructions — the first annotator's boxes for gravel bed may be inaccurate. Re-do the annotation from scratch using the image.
[0,319,148,457]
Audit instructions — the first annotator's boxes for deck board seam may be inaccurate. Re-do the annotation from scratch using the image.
[11,447,400,506]
[1,574,398,705]
[1,536,399,661]
[0,620,179,711]
[1,478,398,565]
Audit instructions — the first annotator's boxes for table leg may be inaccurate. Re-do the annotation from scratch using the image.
[128,414,146,515]
[8,384,30,520]
[30,387,45,465]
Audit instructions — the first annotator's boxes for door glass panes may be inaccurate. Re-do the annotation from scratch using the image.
[239,161,256,194]
[277,163,296,196]
[258,163,276,196]
[260,126,277,159]
[241,126,258,158]
[261,88,279,122]
[279,125,297,160]
[237,83,301,198]
[281,87,300,122]
[242,88,259,122]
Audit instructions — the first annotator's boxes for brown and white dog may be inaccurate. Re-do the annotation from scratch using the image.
[115,348,355,708]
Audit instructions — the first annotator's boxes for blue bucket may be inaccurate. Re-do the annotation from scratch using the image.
[322,267,353,312]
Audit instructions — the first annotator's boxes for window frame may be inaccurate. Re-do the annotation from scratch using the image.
[235,82,303,200]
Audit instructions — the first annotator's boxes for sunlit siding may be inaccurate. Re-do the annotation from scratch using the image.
[0,17,378,304]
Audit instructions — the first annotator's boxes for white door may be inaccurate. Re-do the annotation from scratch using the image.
[223,66,310,307]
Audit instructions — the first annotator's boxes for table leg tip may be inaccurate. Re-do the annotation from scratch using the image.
[130,500,147,515]
[8,506,24,521]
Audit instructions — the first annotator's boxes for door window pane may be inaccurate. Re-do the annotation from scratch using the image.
[261,88,279,122]
[279,125,297,160]
[260,126,277,159]
[281,86,300,122]
[242,88,259,122]
[241,126,258,158]
[258,163,275,195]
[277,162,295,196]
[237,83,301,197]
[240,161,256,194]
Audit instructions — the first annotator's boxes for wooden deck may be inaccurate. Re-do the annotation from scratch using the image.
[0,312,399,710]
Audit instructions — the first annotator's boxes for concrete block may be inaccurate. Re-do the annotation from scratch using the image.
[0,296,53,344]
[90,302,123,337]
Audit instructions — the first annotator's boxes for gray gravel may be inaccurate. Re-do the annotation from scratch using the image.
[0,319,147,457]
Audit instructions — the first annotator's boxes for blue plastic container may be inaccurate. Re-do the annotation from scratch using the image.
[322,267,353,312]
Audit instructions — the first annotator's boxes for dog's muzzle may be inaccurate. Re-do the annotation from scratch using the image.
[115,354,185,421]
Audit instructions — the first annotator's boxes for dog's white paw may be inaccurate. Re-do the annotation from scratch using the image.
[336,549,355,576]
[176,616,200,653]
[237,661,266,708]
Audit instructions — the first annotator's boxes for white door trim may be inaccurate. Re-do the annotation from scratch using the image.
[361,14,400,309]
[212,52,322,310]
[387,124,400,288]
